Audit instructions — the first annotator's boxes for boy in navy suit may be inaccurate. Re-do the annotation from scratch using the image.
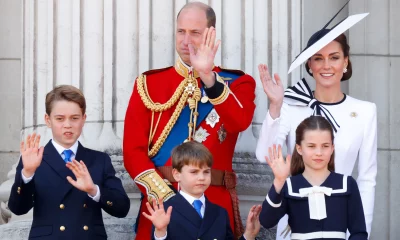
[8,85,130,239]
[143,141,261,240]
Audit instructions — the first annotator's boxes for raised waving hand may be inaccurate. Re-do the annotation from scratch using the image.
[258,64,284,119]
[142,198,173,238]
[66,160,98,197]
[265,144,291,193]
[189,27,221,87]
[20,133,44,178]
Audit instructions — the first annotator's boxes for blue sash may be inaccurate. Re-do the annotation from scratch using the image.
[151,71,241,166]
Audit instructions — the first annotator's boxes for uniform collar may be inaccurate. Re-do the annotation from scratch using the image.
[51,139,79,156]
[174,57,200,79]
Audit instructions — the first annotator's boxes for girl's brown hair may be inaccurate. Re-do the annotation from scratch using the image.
[290,116,335,176]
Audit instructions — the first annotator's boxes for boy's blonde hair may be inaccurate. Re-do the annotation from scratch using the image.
[171,141,213,172]
[45,85,86,115]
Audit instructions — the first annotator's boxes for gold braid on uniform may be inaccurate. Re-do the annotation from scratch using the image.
[134,169,175,202]
[136,61,201,158]
[137,74,187,112]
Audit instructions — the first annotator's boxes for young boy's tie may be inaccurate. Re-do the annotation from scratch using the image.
[63,149,73,163]
[193,200,203,218]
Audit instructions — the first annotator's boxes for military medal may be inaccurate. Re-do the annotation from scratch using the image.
[185,82,195,94]
[201,89,209,103]
[193,127,210,143]
[206,109,220,128]
[217,124,227,143]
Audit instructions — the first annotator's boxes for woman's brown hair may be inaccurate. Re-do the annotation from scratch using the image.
[290,116,335,176]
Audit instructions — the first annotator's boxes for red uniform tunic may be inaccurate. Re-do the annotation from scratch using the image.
[123,59,256,239]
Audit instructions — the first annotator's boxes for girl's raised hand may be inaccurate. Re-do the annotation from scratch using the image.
[265,144,291,192]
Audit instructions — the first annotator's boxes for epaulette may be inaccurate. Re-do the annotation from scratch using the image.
[219,66,246,77]
[142,66,173,76]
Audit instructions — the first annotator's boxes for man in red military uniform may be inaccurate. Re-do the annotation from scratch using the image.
[123,2,256,239]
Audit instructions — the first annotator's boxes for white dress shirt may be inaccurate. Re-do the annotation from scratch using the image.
[21,139,101,202]
[256,95,377,238]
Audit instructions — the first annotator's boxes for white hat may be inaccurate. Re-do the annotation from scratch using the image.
[288,0,369,74]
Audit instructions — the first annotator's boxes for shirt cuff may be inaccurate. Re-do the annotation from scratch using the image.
[154,230,167,240]
[203,73,225,99]
[21,170,34,184]
[266,110,281,123]
[266,184,283,208]
[88,185,101,202]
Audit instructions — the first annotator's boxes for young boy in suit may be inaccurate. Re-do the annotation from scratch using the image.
[8,85,130,239]
[143,141,261,240]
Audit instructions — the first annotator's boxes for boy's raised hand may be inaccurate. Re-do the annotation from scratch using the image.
[243,205,262,240]
[21,133,44,178]
[265,144,291,193]
[66,160,97,196]
[142,198,172,237]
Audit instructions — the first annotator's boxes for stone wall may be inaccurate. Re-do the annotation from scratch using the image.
[0,0,22,184]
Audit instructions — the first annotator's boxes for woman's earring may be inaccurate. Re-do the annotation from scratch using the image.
[343,67,348,73]
[309,69,313,74]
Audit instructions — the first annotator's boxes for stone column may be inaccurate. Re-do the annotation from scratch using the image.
[349,0,400,239]
[0,0,22,226]
[0,0,302,239]
[0,0,22,185]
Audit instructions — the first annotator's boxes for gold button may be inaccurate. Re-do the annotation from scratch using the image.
[60,226,65,231]
[106,201,113,206]
[83,203,87,208]
[60,204,65,209]
[83,225,88,231]
[17,187,21,194]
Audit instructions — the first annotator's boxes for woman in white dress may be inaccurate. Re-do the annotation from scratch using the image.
[255,17,377,240]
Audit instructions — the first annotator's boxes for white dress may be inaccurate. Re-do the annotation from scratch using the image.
[256,80,377,239]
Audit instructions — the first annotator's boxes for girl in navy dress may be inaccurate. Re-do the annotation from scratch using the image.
[259,116,367,240]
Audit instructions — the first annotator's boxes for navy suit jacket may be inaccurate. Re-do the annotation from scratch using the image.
[152,192,245,240]
[8,140,130,240]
